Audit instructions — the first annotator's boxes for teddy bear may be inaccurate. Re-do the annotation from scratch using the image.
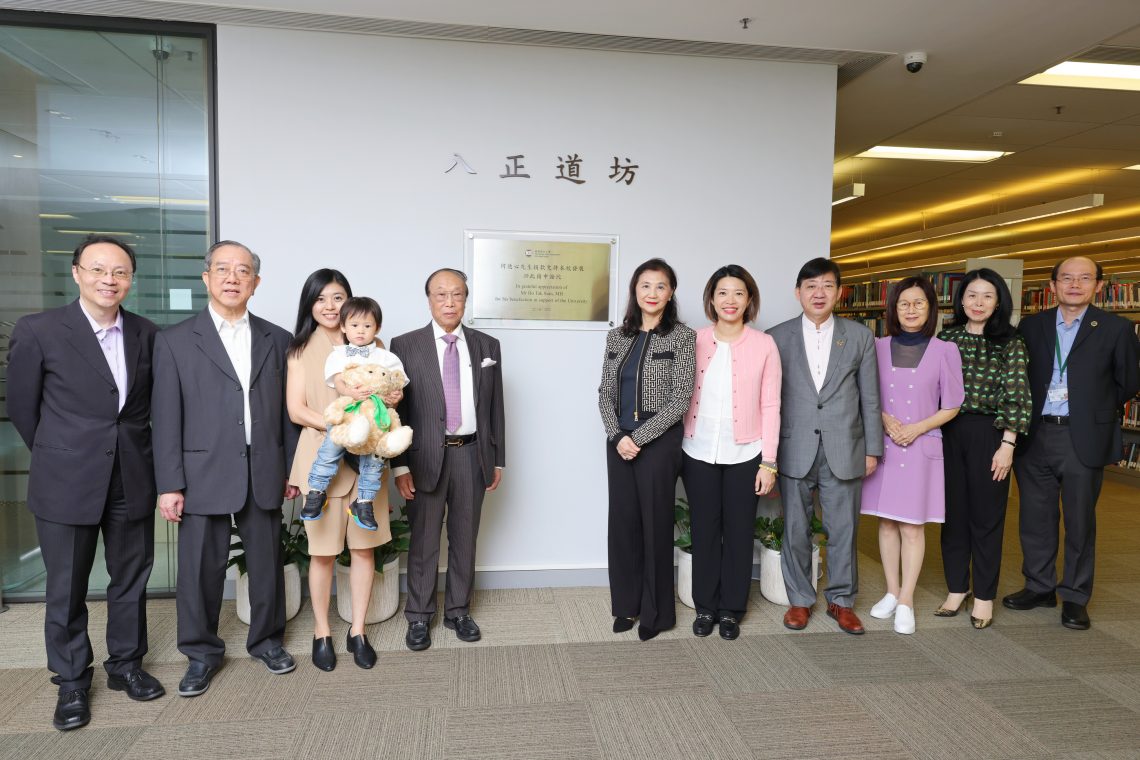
[323,363,413,459]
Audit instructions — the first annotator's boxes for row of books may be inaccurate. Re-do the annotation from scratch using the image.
[1022,280,1140,312]
[1125,399,1140,431]
[1119,441,1140,470]
[837,271,964,310]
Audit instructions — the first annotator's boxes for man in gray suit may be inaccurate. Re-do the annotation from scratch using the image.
[152,241,299,696]
[768,257,882,634]
[392,268,505,651]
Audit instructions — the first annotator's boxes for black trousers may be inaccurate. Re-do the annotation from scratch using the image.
[941,413,1011,601]
[1012,421,1102,605]
[606,424,683,633]
[404,443,485,622]
[34,456,154,693]
[177,488,285,667]
[680,452,760,618]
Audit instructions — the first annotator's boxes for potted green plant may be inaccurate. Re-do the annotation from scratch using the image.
[674,497,694,609]
[228,509,308,625]
[334,512,410,624]
[754,514,827,606]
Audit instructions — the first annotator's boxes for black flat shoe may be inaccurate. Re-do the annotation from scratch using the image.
[312,636,336,671]
[52,689,90,731]
[444,614,482,642]
[637,626,659,641]
[1002,587,1057,610]
[107,668,165,701]
[177,661,218,698]
[613,617,636,633]
[254,646,296,675]
[346,633,377,669]
[406,620,432,651]
[692,614,715,637]
[1061,601,1091,630]
[718,615,740,640]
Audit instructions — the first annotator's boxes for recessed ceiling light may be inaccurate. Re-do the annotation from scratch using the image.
[1124,164,1140,170]
[855,145,1011,163]
[12,154,23,158]
[1020,60,1140,91]
[832,182,865,206]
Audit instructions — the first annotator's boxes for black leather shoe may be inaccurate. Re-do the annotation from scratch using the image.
[312,636,336,672]
[300,489,326,521]
[346,633,377,669]
[52,689,90,731]
[177,661,217,697]
[1061,601,1091,630]
[254,646,296,674]
[107,668,165,701]
[613,617,636,633]
[692,613,715,637]
[444,614,481,642]
[348,500,379,531]
[1002,588,1058,610]
[718,615,741,640]
[637,625,659,641]
[406,621,432,651]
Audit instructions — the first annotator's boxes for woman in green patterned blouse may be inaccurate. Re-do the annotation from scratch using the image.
[937,268,1032,629]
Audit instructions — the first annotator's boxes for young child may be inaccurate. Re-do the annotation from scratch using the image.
[301,296,408,531]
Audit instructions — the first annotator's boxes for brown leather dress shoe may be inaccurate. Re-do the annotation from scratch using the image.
[827,602,865,635]
[783,606,811,630]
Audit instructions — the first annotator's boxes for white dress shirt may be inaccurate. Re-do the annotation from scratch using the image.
[79,301,128,413]
[433,321,477,435]
[801,313,835,393]
[682,339,763,465]
[209,304,252,445]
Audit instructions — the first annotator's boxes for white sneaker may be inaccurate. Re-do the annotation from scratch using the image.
[894,604,916,634]
[869,593,898,619]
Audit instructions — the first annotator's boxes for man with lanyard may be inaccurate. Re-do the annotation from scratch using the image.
[1006,256,1139,629]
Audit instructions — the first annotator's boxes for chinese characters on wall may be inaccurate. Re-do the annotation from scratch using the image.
[445,153,638,185]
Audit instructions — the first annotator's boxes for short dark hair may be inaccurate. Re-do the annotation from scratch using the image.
[951,268,1016,343]
[340,296,383,328]
[795,257,841,288]
[1050,257,1103,282]
[885,276,939,338]
[702,265,760,324]
[72,234,137,272]
[424,268,469,296]
[621,258,680,337]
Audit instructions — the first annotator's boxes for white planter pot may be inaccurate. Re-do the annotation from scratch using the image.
[335,558,400,625]
[236,562,301,625]
[676,549,694,609]
[757,543,820,607]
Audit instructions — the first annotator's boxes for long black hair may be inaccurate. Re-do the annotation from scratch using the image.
[289,268,353,357]
[952,268,1016,343]
[620,258,680,337]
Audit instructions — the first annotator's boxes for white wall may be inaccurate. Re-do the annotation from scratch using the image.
[215,26,837,583]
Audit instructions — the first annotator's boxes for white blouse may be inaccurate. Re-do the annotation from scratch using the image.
[682,339,763,465]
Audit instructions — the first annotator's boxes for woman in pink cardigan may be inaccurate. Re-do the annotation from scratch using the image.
[682,265,782,640]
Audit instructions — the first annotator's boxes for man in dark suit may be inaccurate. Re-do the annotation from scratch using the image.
[8,235,164,731]
[1006,256,1139,629]
[391,268,505,651]
[151,241,300,696]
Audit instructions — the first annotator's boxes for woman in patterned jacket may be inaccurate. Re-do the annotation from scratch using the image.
[937,268,1032,629]
[598,258,696,641]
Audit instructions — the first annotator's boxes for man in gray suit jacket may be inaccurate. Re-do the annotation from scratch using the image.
[392,268,505,652]
[768,257,882,634]
[151,241,300,697]
[8,236,163,730]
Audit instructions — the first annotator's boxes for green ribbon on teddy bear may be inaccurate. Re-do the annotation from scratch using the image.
[343,394,391,432]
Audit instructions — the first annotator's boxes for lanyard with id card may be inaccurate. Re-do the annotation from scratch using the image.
[1047,332,1070,404]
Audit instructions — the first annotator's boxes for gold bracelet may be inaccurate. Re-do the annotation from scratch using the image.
[758,463,778,475]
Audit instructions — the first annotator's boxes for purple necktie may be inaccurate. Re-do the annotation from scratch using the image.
[442,333,462,432]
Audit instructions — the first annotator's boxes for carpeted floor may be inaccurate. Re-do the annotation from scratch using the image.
[2,477,1139,759]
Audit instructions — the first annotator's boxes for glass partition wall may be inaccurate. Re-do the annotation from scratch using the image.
[0,13,215,600]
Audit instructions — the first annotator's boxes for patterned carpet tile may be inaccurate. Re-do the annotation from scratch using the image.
[586,692,749,760]
[563,639,713,700]
[907,627,1068,682]
[154,657,320,725]
[121,718,305,760]
[445,702,602,760]
[293,705,446,760]
[997,627,1140,675]
[0,667,175,735]
[680,634,833,692]
[785,630,950,685]
[1076,670,1140,714]
[307,647,457,709]
[0,726,146,760]
[969,677,1140,753]
[454,643,580,708]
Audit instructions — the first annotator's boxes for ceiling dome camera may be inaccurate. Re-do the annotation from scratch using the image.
[904,51,927,73]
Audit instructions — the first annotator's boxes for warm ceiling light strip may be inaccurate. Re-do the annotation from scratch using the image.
[832,182,865,206]
[832,193,1104,259]
[854,145,1011,162]
[1020,61,1140,92]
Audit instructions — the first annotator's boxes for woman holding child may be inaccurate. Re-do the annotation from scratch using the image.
[286,270,404,671]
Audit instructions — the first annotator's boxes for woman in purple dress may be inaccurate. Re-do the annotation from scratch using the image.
[861,276,964,634]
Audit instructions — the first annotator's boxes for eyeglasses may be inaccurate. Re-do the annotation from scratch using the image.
[75,263,133,281]
[1056,274,1095,286]
[897,300,929,312]
[208,264,255,280]
[430,291,467,304]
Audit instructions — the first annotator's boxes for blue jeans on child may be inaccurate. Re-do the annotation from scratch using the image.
[308,430,383,501]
